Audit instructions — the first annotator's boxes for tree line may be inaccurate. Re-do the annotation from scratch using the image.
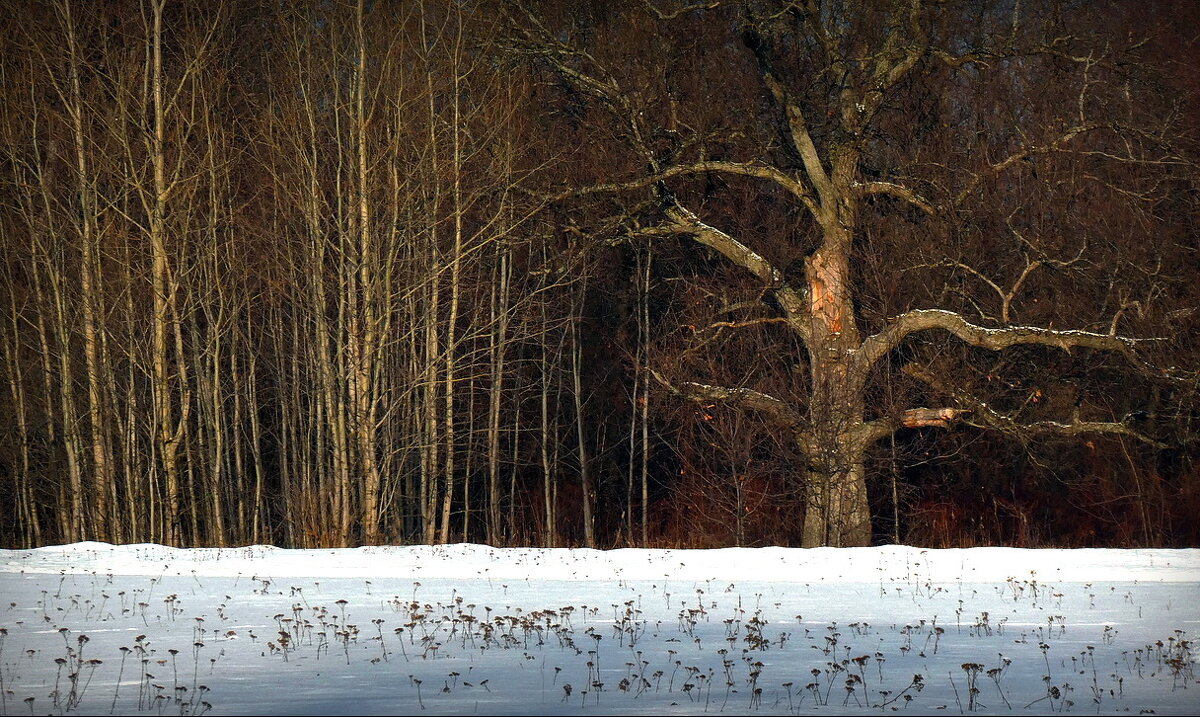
[2,0,1198,550]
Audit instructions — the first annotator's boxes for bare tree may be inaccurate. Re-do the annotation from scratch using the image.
[506,0,1197,545]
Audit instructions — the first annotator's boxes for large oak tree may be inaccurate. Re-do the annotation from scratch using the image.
[508,0,1198,545]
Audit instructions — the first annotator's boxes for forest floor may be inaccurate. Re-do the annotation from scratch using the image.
[0,542,1197,715]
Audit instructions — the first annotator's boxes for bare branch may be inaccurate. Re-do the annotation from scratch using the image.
[743,27,834,209]
[853,180,936,215]
[955,124,1107,205]
[717,300,769,315]
[664,203,781,286]
[910,258,1002,315]
[857,308,1156,373]
[641,0,720,20]
[918,257,1048,325]
[909,220,1088,324]
[502,6,659,167]
[664,306,791,359]
[902,365,1166,449]
[848,0,927,130]
[931,48,996,70]
[660,203,810,338]
[697,317,793,332]
[859,406,971,445]
[552,160,818,214]
[650,369,804,431]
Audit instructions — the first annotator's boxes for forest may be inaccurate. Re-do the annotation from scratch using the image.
[1,0,1197,550]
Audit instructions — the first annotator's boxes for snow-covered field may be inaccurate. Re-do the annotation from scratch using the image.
[0,543,1196,715]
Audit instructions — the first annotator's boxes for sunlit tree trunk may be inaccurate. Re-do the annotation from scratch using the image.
[144,0,189,545]
[570,285,595,549]
[540,285,558,548]
[486,249,511,544]
[56,0,114,541]
[246,317,267,544]
[639,250,651,547]
[352,0,383,545]
[438,46,464,545]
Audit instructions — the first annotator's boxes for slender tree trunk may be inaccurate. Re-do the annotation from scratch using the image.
[506,386,521,545]
[247,320,266,544]
[540,299,557,548]
[120,241,143,543]
[30,251,63,541]
[207,330,227,547]
[639,250,651,547]
[147,0,186,545]
[422,269,441,544]
[230,335,246,543]
[570,297,595,549]
[354,0,383,545]
[487,250,510,544]
[420,10,442,544]
[59,0,113,541]
[439,26,466,545]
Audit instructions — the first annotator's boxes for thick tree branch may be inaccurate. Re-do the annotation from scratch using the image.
[846,0,927,131]
[660,203,811,338]
[641,0,720,20]
[650,369,804,431]
[697,317,793,332]
[931,48,996,69]
[902,364,1166,449]
[857,308,1152,373]
[766,75,833,208]
[743,27,834,209]
[552,160,818,214]
[652,204,782,286]
[858,406,971,445]
[621,213,812,344]
[852,180,936,215]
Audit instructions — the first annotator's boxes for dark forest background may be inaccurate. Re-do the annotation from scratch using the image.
[2,0,1198,550]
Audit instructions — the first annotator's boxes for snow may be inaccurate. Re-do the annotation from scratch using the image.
[1,543,1197,715]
